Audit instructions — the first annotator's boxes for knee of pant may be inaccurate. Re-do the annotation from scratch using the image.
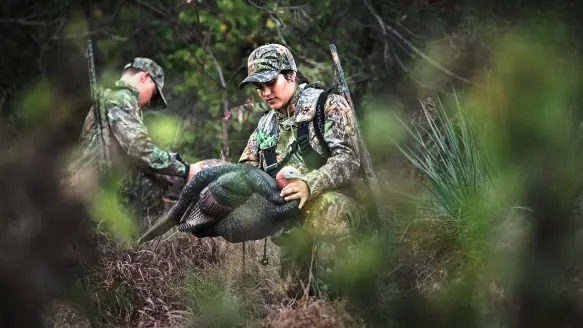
[304,192,356,239]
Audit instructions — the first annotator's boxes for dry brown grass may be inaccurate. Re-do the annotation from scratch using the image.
[397,217,460,292]
[90,235,217,327]
[45,302,92,328]
[179,237,291,327]
[255,298,357,328]
[45,228,360,328]
[47,231,230,328]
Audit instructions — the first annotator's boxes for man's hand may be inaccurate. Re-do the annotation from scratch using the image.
[280,180,310,209]
[187,163,208,181]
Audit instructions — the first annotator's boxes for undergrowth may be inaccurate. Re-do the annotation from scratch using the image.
[42,20,583,328]
[45,228,359,328]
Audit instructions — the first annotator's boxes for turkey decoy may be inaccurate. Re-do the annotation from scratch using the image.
[138,161,302,244]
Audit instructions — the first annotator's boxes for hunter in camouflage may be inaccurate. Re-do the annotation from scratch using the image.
[238,43,367,298]
[68,57,193,202]
[239,43,297,88]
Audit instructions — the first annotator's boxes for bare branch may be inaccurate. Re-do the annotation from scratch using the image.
[38,17,66,80]
[280,5,310,11]
[392,39,456,96]
[133,0,167,18]
[131,0,223,86]
[52,29,102,40]
[247,0,271,12]
[396,19,426,40]
[107,0,128,25]
[246,0,323,67]
[0,17,63,26]
[208,50,226,89]
[226,64,246,86]
[247,0,285,27]
[362,0,474,85]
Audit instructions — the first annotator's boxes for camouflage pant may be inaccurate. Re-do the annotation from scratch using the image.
[271,191,366,299]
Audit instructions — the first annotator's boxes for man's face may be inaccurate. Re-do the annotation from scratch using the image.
[134,71,157,108]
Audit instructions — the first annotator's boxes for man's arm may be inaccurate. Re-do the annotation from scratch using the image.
[108,104,189,178]
[298,94,361,199]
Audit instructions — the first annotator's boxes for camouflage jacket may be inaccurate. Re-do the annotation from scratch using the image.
[75,80,188,179]
[238,83,361,199]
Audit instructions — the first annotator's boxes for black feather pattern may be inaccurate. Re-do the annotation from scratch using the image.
[166,164,300,243]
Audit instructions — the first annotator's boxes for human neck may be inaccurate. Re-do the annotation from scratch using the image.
[277,104,293,118]
[120,75,139,89]
[277,84,301,117]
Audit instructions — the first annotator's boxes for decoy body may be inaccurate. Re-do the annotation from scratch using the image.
[138,160,302,244]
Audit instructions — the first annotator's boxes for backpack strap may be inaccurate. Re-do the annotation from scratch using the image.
[313,87,332,157]
[279,88,333,169]
[263,145,278,178]
[255,111,279,178]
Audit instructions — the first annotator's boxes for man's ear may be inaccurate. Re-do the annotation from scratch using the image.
[140,71,150,83]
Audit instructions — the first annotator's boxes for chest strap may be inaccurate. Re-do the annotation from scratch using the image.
[263,145,279,178]
[263,88,333,177]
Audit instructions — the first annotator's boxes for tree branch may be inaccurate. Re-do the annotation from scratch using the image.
[362,0,474,85]
[0,17,63,26]
[133,0,167,18]
[132,0,223,87]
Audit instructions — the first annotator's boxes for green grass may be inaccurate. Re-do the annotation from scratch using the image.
[393,93,491,222]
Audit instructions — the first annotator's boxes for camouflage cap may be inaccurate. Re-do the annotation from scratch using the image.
[238,44,297,89]
[124,57,167,110]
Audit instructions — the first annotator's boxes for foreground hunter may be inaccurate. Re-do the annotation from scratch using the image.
[238,43,368,297]
[67,57,197,201]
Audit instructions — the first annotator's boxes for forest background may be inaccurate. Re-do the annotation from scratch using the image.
[2,0,583,327]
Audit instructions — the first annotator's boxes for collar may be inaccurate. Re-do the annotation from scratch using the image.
[113,80,140,97]
[110,80,142,116]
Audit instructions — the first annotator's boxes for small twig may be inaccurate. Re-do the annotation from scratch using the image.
[390,32,457,95]
[247,0,271,11]
[0,17,63,26]
[279,5,309,11]
[133,0,167,17]
[107,0,127,25]
[362,0,474,85]
[246,0,318,67]
[52,29,101,40]
[189,51,222,87]
[39,17,66,79]
[207,49,226,89]
[132,0,224,88]
[163,230,179,243]
[226,64,246,85]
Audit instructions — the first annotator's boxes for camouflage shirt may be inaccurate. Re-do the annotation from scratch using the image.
[76,80,188,178]
[238,83,361,199]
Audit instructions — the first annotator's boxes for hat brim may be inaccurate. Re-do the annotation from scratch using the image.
[238,70,280,90]
[150,84,167,111]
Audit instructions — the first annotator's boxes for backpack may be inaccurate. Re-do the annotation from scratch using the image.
[260,88,333,177]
